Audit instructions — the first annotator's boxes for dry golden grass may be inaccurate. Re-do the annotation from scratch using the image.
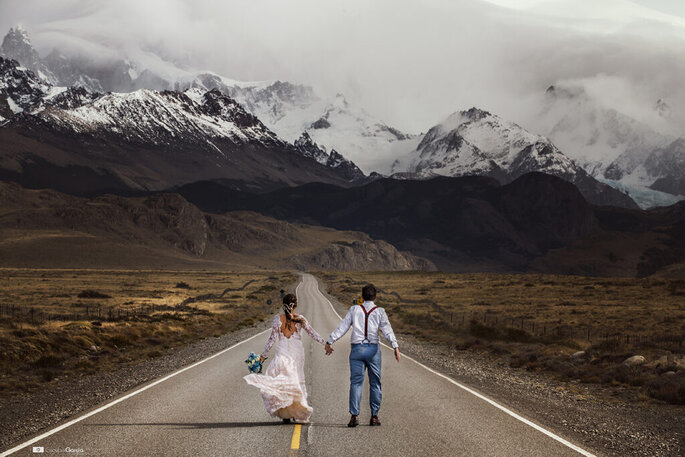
[321,271,685,404]
[0,269,295,397]
[322,272,685,342]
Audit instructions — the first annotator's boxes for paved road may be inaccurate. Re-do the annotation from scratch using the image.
[2,274,595,457]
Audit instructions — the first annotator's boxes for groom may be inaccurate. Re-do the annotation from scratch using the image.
[325,284,401,427]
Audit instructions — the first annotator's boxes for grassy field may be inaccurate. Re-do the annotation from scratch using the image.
[321,271,685,405]
[0,269,295,397]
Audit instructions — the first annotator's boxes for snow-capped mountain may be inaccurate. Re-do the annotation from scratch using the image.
[293,132,365,181]
[391,108,638,208]
[181,71,411,173]
[0,26,57,84]
[0,55,51,119]
[0,57,363,194]
[42,87,284,149]
[289,93,411,174]
[644,138,685,196]
[536,84,685,207]
[0,26,407,175]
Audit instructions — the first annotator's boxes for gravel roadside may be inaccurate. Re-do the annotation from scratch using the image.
[316,276,685,457]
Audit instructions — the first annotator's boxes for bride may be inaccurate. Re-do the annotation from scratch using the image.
[244,293,331,422]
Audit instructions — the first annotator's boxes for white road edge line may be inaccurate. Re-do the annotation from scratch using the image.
[312,275,596,457]
[0,278,306,457]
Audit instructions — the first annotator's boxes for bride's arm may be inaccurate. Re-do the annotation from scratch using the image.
[301,318,326,345]
[260,316,280,359]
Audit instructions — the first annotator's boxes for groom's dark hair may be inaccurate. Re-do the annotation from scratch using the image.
[362,284,377,301]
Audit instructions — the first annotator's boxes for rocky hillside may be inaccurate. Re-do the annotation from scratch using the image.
[0,181,434,271]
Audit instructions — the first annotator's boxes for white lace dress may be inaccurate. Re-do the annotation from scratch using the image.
[244,315,326,421]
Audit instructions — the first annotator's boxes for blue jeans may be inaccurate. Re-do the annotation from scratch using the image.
[349,343,382,416]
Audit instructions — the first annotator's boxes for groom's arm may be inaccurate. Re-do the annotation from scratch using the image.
[326,308,354,345]
[378,309,399,349]
[379,310,401,362]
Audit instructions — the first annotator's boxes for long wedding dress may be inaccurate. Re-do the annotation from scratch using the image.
[244,315,326,421]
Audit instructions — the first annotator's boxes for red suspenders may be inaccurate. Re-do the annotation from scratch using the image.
[359,304,377,342]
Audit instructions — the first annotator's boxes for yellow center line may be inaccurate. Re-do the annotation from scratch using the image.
[290,423,302,450]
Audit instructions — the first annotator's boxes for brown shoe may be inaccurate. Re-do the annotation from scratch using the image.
[369,416,381,426]
[347,415,359,427]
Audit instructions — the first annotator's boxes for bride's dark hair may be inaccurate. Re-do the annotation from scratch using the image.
[282,293,305,331]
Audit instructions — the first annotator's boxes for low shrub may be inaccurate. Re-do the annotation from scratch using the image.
[32,354,64,368]
[646,373,685,404]
[78,290,111,299]
[469,320,500,340]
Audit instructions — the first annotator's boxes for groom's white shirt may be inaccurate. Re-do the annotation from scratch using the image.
[327,301,399,348]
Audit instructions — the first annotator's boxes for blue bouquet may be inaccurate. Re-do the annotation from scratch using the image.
[245,352,264,373]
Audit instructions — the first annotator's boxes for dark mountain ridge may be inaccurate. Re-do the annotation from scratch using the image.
[172,172,685,276]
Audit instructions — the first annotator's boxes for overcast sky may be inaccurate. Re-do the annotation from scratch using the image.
[1,0,684,133]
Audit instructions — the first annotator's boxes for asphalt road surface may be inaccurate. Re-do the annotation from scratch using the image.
[2,274,596,457]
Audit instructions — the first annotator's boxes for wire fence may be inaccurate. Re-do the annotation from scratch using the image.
[432,308,685,351]
[0,302,176,324]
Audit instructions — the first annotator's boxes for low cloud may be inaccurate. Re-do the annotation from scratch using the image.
[1,0,684,134]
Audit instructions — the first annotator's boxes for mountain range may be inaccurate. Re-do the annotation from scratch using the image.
[0,55,365,194]
[2,26,685,276]
[0,26,653,210]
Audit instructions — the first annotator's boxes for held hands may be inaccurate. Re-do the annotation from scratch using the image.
[325,343,334,355]
[394,347,401,363]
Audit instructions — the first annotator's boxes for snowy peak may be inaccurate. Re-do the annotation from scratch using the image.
[43,50,105,93]
[539,82,672,175]
[325,149,365,181]
[0,26,56,84]
[292,132,365,181]
[199,89,266,131]
[415,108,546,172]
[32,87,284,151]
[294,131,329,165]
[0,56,52,119]
[644,138,685,195]
[535,81,685,207]
[397,106,637,208]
